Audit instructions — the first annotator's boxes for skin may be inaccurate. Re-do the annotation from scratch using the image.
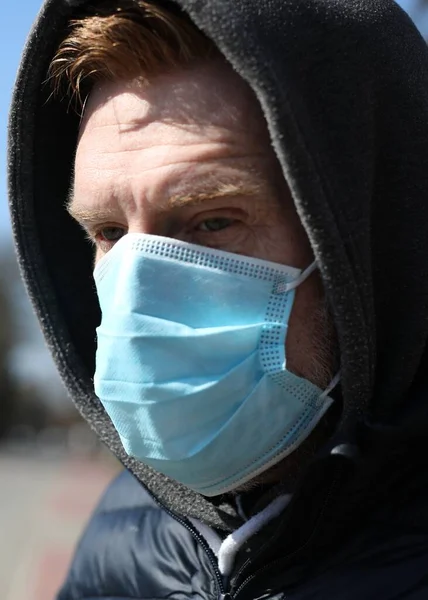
[71,60,337,490]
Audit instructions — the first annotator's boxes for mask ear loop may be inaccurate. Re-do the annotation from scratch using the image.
[284,261,317,292]
[319,371,341,400]
[315,371,341,408]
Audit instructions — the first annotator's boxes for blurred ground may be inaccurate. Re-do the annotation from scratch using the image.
[0,448,119,600]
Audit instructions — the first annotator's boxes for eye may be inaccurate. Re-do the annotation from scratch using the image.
[196,218,235,233]
[97,226,126,242]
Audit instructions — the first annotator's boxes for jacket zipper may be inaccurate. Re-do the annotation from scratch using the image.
[167,510,228,597]
[141,486,228,597]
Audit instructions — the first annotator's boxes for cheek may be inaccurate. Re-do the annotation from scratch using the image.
[285,275,328,378]
[94,248,105,265]
[246,210,313,268]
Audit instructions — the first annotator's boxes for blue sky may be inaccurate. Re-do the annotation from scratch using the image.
[0,0,42,242]
[400,0,428,36]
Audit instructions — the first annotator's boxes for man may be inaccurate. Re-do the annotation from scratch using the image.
[8,0,428,598]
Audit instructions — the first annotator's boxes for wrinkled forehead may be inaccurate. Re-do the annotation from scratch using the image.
[78,60,269,141]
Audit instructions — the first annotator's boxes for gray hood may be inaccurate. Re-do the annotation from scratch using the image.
[8,0,428,530]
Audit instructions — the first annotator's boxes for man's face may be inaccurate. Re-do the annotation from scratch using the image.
[71,60,335,485]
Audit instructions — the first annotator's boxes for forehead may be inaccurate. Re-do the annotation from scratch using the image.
[78,60,268,144]
[73,61,278,212]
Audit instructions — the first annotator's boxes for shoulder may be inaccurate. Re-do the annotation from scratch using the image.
[57,470,213,600]
[88,467,156,512]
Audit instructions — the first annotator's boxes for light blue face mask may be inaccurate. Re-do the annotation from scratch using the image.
[94,233,336,496]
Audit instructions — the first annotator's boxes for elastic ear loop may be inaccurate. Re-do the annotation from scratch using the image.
[319,371,341,400]
[284,261,318,292]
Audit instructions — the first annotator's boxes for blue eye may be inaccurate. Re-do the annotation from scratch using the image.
[99,227,125,242]
[198,218,235,232]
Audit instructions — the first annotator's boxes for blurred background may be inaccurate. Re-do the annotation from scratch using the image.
[0,1,427,599]
[0,3,121,599]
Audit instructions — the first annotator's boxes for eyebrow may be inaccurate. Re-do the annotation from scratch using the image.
[67,180,262,226]
[167,181,261,208]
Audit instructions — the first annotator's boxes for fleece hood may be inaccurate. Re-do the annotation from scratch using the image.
[8,0,428,530]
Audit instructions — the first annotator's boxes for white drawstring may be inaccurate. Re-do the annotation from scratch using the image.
[217,494,291,576]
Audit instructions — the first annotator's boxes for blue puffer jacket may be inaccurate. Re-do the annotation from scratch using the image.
[58,471,220,600]
[58,466,428,600]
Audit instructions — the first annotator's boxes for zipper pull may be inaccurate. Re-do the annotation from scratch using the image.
[219,594,232,600]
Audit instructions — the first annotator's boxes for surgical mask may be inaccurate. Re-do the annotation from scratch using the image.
[94,233,336,496]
